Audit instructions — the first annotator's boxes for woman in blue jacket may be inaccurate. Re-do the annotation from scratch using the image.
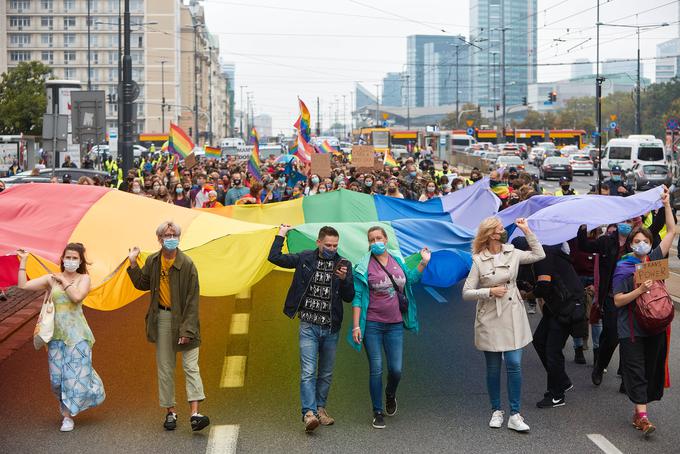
[347,225,430,429]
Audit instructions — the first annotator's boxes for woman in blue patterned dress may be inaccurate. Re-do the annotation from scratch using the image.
[17,243,105,432]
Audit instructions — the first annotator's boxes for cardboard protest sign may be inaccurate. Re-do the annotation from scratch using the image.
[635,259,669,284]
[311,153,331,178]
[184,152,197,169]
[352,145,375,169]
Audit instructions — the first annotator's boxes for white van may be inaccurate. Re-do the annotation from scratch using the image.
[452,134,477,153]
[221,137,247,156]
[602,136,666,171]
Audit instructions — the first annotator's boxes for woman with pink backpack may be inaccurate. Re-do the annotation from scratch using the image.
[612,186,675,438]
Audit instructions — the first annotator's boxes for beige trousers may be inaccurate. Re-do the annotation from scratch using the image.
[156,310,205,407]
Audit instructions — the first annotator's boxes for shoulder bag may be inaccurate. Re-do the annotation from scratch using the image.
[372,255,408,314]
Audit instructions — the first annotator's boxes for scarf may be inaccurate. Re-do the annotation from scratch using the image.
[611,253,643,291]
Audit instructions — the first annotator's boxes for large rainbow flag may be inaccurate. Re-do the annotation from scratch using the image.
[296,97,311,142]
[168,123,193,159]
[1,182,664,310]
[247,127,262,181]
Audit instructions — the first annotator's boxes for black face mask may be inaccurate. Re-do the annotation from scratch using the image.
[388,187,397,193]
[471,175,481,182]
[561,185,570,192]
[183,186,191,191]
[233,179,241,186]
[393,172,400,177]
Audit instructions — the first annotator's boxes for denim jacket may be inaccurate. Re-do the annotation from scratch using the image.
[346,251,422,352]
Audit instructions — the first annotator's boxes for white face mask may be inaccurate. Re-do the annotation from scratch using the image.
[63,259,80,272]
[632,241,651,256]
[456,184,464,190]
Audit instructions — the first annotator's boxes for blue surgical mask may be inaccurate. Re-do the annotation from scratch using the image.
[365,181,373,187]
[409,171,417,178]
[632,241,651,256]
[612,175,622,182]
[312,177,320,185]
[175,187,183,194]
[370,241,386,255]
[321,248,336,259]
[163,238,179,250]
[617,223,632,237]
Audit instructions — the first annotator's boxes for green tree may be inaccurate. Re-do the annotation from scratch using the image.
[440,103,483,129]
[0,61,52,135]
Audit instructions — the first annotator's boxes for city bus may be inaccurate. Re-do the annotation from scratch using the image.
[512,129,545,147]
[476,129,498,144]
[390,130,421,149]
[356,127,391,153]
[548,129,586,149]
[138,133,168,150]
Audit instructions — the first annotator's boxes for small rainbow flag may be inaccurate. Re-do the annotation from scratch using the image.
[247,128,262,181]
[297,98,311,142]
[204,145,221,159]
[319,140,340,155]
[383,148,398,167]
[168,123,194,159]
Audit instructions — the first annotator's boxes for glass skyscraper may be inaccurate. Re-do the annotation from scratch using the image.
[469,0,537,114]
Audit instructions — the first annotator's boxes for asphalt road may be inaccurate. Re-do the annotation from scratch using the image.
[525,162,600,195]
[1,269,680,454]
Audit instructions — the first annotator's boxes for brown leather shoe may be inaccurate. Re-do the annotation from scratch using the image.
[633,414,656,438]
[317,407,335,426]
[304,411,319,433]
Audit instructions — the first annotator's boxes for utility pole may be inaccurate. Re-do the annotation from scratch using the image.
[117,0,122,153]
[406,74,410,129]
[208,46,214,145]
[342,94,347,138]
[636,28,641,134]
[160,59,166,133]
[120,0,133,174]
[316,96,321,136]
[596,0,601,193]
[374,84,380,126]
[87,0,91,90]
[239,85,247,139]
[501,27,507,135]
[193,20,200,145]
[455,45,460,128]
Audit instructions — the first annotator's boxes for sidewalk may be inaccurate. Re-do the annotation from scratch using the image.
[0,287,42,363]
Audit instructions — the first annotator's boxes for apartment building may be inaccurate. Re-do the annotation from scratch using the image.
[2,0,230,144]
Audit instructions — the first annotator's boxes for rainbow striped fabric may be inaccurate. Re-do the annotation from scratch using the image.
[297,98,311,142]
[168,123,194,158]
[319,140,341,155]
[292,130,314,164]
[383,148,398,167]
[204,145,221,159]
[247,128,262,181]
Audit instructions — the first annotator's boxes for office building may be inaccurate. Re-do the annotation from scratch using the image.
[571,58,593,79]
[406,34,471,108]
[1,0,230,144]
[253,113,272,138]
[656,38,680,84]
[469,0,538,115]
[602,58,641,77]
[382,72,402,107]
[221,62,236,136]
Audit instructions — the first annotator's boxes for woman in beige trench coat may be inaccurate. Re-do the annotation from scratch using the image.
[463,216,545,433]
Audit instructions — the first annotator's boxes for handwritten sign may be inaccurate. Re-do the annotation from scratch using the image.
[183,152,197,169]
[635,259,669,284]
[351,145,375,169]
[310,152,331,178]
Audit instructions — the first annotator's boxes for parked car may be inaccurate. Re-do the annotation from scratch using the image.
[499,143,520,156]
[482,151,500,170]
[539,156,572,181]
[632,163,672,190]
[569,153,594,176]
[1,168,110,188]
[496,155,525,171]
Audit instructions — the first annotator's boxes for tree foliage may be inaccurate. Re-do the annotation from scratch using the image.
[510,78,680,139]
[0,61,52,135]
[441,103,484,129]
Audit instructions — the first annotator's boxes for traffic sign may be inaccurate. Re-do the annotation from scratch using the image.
[382,120,389,128]
[382,113,389,120]
[592,131,600,138]
[666,118,679,131]
[610,121,617,129]
[466,127,475,136]
[466,120,474,127]
[610,114,617,121]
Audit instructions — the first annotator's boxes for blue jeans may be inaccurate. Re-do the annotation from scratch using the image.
[363,321,404,413]
[483,349,523,415]
[299,322,339,417]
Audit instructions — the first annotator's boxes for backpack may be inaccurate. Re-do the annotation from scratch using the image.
[633,280,674,337]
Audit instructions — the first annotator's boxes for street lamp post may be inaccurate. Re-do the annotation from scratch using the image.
[239,85,247,139]
[596,21,669,135]
[87,0,91,90]
[451,37,482,128]
[160,60,166,133]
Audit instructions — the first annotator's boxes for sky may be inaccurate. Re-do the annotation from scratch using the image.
[203,0,680,134]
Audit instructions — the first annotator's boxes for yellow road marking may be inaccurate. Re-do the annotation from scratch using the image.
[229,313,250,335]
[220,356,247,388]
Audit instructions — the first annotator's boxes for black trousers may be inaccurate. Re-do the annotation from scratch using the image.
[533,312,572,399]
[620,331,667,405]
[595,296,619,373]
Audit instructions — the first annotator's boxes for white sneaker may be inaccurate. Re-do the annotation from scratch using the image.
[60,416,74,432]
[507,413,530,432]
[489,410,504,428]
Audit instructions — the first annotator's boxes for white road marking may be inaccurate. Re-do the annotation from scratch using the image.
[424,286,448,304]
[206,424,239,454]
[220,356,247,388]
[586,434,624,454]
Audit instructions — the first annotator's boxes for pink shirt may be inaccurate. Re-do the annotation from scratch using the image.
[366,255,405,323]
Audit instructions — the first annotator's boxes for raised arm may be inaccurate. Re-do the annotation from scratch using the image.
[267,225,303,269]
[515,219,546,265]
[16,250,51,292]
[658,187,676,258]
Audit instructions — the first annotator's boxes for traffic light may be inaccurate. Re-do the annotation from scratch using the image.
[522,97,527,106]
[551,91,557,102]
[495,104,500,111]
